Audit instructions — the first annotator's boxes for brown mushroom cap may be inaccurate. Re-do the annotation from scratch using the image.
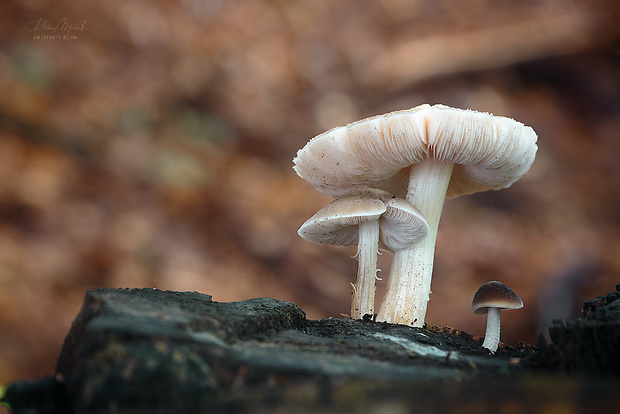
[471,281,523,314]
[293,104,538,199]
[298,188,428,252]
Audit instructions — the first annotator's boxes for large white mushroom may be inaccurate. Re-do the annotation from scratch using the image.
[293,104,537,327]
[298,188,429,320]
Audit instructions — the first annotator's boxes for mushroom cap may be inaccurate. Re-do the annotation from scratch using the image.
[379,196,428,251]
[298,188,428,251]
[471,281,523,314]
[293,104,538,199]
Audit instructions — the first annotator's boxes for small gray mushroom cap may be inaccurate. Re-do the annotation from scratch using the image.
[471,281,524,314]
[298,188,429,252]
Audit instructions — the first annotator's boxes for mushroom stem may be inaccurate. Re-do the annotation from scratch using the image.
[377,159,454,326]
[482,307,501,353]
[351,219,380,319]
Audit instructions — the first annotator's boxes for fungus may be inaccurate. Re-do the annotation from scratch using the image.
[293,104,537,326]
[471,281,523,353]
[298,188,428,319]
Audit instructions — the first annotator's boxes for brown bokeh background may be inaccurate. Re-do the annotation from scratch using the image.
[1,0,619,384]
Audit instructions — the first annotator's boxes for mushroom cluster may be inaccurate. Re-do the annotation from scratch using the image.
[298,188,429,319]
[294,104,537,326]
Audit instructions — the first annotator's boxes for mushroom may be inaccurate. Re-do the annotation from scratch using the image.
[298,188,429,320]
[471,281,523,353]
[293,104,537,326]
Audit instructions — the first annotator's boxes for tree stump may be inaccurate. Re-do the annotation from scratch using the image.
[2,285,619,413]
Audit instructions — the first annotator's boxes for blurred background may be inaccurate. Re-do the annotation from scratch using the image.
[0,0,619,384]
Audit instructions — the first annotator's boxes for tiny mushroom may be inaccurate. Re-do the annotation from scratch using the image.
[293,104,537,326]
[471,281,523,353]
[298,188,429,320]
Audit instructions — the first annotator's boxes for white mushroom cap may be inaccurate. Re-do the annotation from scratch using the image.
[471,281,523,314]
[298,188,429,252]
[293,104,538,199]
[380,196,429,252]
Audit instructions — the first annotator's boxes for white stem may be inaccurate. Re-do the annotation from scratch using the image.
[482,307,501,353]
[376,159,454,326]
[351,219,380,319]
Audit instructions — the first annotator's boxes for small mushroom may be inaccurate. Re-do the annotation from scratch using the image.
[298,188,429,320]
[294,104,537,326]
[471,281,523,353]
